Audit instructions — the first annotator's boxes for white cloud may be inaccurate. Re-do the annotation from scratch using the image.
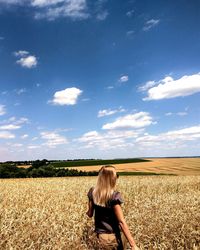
[165,111,188,116]
[177,112,187,116]
[126,30,134,38]
[96,10,108,20]
[0,124,21,130]
[0,131,15,139]
[136,125,200,147]
[138,80,157,92]
[41,131,68,147]
[12,143,23,147]
[77,129,141,150]
[14,50,38,68]
[102,112,154,130]
[0,105,6,116]
[21,134,29,139]
[14,50,29,57]
[0,0,108,21]
[143,19,160,31]
[32,136,38,141]
[143,73,200,101]
[98,107,125,118]
[119,75,129,83]
[15,88,26,95]
[0,0,24,4]
[50,87,82,106]
[31,0,64,7]
[12,117,29,125]
[82,98,90,102]
[106,86,114,90]
[126,9,134,18]
[28,145,41,149]
[0,117,29,131]
[165,112,173,116]
[33,0,89,20]
[16,55,37,68]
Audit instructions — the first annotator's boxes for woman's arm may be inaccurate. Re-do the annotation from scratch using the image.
[114,204,138,250]
[86,200,94,218]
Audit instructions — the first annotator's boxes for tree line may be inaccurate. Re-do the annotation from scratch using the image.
[0,161,98,179]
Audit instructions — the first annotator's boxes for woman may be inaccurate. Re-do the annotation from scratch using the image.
[86,165,139,250]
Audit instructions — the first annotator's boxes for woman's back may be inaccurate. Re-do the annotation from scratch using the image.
[86,166,139,250]
[87,187,123,234]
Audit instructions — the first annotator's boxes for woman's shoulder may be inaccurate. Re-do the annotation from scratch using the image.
[110,190,123,206]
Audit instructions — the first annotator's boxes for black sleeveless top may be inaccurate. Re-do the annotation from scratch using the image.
[87,187,123,234]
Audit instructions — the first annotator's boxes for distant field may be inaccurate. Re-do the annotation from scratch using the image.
[51,158,149,168]
[16,158,200,176]
[69,158,200,175]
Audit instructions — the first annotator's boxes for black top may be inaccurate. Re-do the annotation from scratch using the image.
[87,187,123,234]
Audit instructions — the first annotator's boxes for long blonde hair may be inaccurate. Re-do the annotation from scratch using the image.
[93,165,117,207]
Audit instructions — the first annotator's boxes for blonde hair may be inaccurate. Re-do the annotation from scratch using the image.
[93,165,117,207]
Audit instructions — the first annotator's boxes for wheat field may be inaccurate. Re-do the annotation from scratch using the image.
[0,175,200,250]
[70,158,200,175]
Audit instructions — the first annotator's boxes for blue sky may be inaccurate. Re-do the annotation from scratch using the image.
[0,0,200,161]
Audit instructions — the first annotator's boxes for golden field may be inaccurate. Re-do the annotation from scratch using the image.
[0,175,199,250]
[71,158,200,175]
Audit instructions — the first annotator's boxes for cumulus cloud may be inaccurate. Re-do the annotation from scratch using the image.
[31,0,64,7]
[17,56,37,68]
[142,73,200,101]
[0,0,109,21]
[0,131,15,139]
[138,80,158,92]
[33,0,89,20]
[50,87,82,106]
[0,124,21,130]
[0,117,29,131]
[98,107,125,118]
[14,50,29,57]
[136,125,200,147]
[14,50,38,68]
[41,131,68,147]
[77,129,141,150]
[119,75,129,83]
[143,19,160,31]
[0,105,6,116]
[102,112,154,130]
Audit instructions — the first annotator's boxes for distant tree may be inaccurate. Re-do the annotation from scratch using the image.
[30,159,48,169]
[0,164,22,178]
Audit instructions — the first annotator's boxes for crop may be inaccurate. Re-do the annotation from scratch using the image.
[0,176,199,249]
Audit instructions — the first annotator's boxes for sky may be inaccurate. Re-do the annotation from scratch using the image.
[0,0,200,161]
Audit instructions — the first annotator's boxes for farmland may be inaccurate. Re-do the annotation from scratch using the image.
[68,157,200,176]
[0,175,199,249]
